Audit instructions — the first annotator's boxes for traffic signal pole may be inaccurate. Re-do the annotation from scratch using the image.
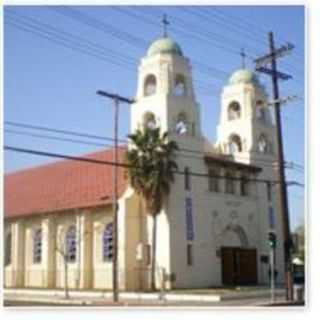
[268,231,277,303]
[270,246,275,303]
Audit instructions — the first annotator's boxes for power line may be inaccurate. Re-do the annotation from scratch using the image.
[6,10,137,65]
[182,7,304,78]
[6,8,304,99]
[4,129,123,149]
[5,18,136,70]
[5,13,218,97]
[50,6,229,82]
[114,6,304,89]
[4,145,283,185]
[141,6,304,76]
[211,7,305,62]
[5,120,304,170]
[5,11,303,170]
[5,121,123,143]
[5,128,282,169]
[116,7,240,57]
[52,5,148,49]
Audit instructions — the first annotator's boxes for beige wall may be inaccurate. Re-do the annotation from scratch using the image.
[4,191,150,291]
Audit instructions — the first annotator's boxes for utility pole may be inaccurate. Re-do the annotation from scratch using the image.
[255,32,294,301]
[96,90,134,303]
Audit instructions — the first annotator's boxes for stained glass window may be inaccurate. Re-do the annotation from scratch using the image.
[65,225,77,263]
[103,223,113,262]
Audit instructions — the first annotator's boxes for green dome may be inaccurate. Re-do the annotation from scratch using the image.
[147,37,183,57]
[229,69,260,85]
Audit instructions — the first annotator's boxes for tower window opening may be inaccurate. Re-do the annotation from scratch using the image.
[228,134,242,154]
[258,134,269,154]
[228,101,241,120]
[144,74,157,96]
[256,100,267,123]
[175,112,188,135]
[174,74,187,96]
[143,112,156,130]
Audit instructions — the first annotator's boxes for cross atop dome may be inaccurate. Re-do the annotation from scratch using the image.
[162,14,170,37]
[240,48,247,69]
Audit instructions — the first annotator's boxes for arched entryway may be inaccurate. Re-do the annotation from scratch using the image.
[220,224,257,285]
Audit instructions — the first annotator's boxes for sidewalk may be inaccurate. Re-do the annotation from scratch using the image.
[4,286,287,306]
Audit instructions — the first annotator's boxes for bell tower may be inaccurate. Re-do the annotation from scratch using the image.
[216,67,285,284]
[129,23,207,289]
[216,68,277,166]
[130,33,201,145]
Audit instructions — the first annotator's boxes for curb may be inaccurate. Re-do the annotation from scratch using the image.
[4,288,285,304]
[4,296,93,306]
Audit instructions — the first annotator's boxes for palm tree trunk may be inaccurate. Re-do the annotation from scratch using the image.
[151,212,157,291]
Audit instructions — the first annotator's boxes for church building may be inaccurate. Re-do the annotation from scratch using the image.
[4,31,285,291]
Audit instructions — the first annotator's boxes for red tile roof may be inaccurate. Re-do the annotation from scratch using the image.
[4,148,128,219]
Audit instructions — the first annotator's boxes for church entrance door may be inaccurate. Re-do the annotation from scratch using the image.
[221,247,257,285]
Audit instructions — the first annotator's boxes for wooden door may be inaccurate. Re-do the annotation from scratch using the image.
[221,247,235,285]
[221,247,257,285]
[238,248,257,285]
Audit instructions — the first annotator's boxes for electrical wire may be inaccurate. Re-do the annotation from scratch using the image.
[4,145,283,184]
[5,13,218,97]
[5,121,304,170]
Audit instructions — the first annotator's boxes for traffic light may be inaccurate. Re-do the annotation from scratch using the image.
[268,232,277,249]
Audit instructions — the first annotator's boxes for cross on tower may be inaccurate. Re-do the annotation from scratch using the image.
[240,48,247,69]
[162,14,170,37]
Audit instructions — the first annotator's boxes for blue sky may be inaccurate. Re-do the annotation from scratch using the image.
[4,5,304,229]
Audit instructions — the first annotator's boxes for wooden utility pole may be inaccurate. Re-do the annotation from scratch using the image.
[96,90,134,303]
[255,32,294,301]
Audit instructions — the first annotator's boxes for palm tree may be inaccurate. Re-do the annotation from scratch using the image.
[126,127,179,291]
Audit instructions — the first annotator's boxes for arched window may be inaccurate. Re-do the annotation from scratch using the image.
[228,101,241,120]
[256,100,266,122]
[144,74,157,96]
[175,112,188,135]
[33,228,42,264]
[184,167,191,190]
[103,223,113,262]
[4,231,12,266]
[174,74,186,96]
[228,134,242,154]
[225,171,235,194]
[65,225,77,263]
[143,111,156,130]
[258,134,269,154]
